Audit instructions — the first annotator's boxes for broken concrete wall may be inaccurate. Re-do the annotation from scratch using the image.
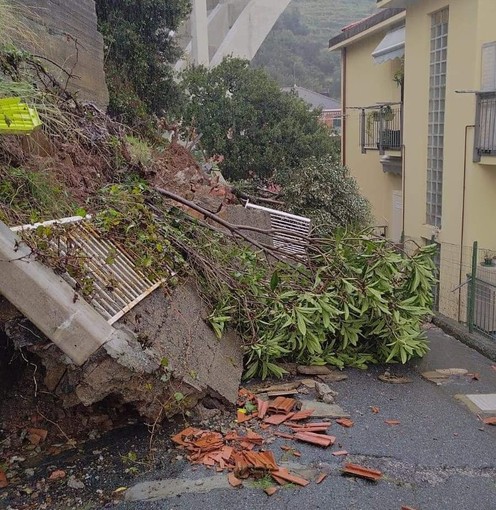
[4,281,243,419]
[117,281,243,406]
[222,205,273,247]
[12,0,109,108]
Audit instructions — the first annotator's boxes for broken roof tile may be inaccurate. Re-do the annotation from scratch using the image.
[290,409,315,421]
[264,412,295,426]
[336,418,354,428]
[315,472,328,484]
[341,463,382,482]
[294,431,335,447]
[228,472,243,487]
[272,468,310,487]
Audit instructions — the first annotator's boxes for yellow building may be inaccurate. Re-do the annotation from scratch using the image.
[330,1,496,337]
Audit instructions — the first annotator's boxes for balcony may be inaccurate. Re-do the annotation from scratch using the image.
[360,104,402,154]
[474,92,496,163]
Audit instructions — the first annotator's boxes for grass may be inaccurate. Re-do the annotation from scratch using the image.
[0,166,75,225]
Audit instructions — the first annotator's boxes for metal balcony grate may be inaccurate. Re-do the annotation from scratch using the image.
[244,201,311,256]
[11,216,167,324]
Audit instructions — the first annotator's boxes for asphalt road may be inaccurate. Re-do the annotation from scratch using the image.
[114,326,496,510]
[2,326,495,510]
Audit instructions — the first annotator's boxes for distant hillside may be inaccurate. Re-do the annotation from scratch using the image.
[252,0,374,99]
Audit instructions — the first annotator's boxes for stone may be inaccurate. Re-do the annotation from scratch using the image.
[300,401,350,419]
[67,476,85,489]
[297,365,332,376]
[322,394,335,405]
[317,373,348,383]
[315,382,338,399]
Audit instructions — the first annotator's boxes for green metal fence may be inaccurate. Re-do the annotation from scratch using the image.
[467,241,496,340]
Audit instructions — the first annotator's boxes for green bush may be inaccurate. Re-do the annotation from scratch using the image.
[281,155,371,234]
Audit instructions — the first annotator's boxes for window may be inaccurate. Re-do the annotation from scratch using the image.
[426,8,448,228]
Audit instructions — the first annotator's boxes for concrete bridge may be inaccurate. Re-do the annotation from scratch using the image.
[176,0,291,70]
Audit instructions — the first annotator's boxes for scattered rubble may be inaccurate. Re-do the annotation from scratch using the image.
[169,384,354,492]
[378,372,413,384]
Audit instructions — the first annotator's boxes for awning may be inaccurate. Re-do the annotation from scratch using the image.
[372,25,405,64]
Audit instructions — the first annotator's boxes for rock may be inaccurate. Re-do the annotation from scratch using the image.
[315,382,338,399]
[23,282,244,421]
[322,394,335,404]
[297,365,332,376]
[300,401,350,418]
[67,476,85,489]
[299,379,317,388]
[317,373,348,383]
[196,404,221,422]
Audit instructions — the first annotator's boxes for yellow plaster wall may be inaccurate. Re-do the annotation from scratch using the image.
[403,0,496,250]
[344,31,402,234]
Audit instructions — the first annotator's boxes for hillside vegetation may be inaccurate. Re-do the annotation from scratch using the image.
[252,0,374,98]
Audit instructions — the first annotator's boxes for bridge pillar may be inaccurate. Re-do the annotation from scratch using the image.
[191,0,210,66]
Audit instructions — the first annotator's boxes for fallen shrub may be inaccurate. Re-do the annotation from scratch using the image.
[22,185,436,379]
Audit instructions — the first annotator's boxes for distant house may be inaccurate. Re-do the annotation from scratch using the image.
[283,86,342,133]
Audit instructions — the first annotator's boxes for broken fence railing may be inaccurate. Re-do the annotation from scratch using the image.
[244,201,311,256]
[11,216,168,325]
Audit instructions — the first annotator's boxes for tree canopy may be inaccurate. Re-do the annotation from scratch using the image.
[180,58,335,181]
[96,0,190,126]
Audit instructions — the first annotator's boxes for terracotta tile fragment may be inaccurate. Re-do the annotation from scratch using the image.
[315,472,328,484]
[264,486,278,496]
[336,418,354,428]
[237,410,252,423]
[257,399,269,420]
[370,406,380,414]
[27,427,48,444]
[294,431,335,447]
[384,420,401,426]
[264,412,294,425]
[228,472,243,487]
[482,416,496,425]
[269,397,296,414]
[332,450,349,457]
[274,431,294,440]
[48,470,66,481]
[401,507,419,510]
[290,409,315,421]
[0,469,8,488]
[271,468,309,487]
[341,463,382,482]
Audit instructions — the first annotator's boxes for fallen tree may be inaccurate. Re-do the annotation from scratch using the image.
[17,184,436,384]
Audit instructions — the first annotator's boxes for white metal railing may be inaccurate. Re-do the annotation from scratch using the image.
[244,201,311,256]
[12,216,167,324]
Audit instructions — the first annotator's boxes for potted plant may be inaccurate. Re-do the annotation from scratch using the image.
[482,251,494,266]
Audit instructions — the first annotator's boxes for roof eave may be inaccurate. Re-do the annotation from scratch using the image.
[329,9,405,52]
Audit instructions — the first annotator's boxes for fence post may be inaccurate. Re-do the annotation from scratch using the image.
[467,241,478,333]
[361,109,366,154]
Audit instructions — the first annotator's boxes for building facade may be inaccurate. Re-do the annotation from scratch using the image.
[330,0,496,335]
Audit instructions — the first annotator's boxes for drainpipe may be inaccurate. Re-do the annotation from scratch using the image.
[458,124,475,321]
[341,47,347,166]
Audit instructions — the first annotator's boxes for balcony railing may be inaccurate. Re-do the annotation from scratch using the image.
[474,92,496,161]
[360,104,402,155]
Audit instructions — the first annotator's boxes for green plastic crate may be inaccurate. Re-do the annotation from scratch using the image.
[0,97,42,135]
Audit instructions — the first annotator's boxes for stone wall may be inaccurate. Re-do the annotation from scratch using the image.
[12,0,109,109]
